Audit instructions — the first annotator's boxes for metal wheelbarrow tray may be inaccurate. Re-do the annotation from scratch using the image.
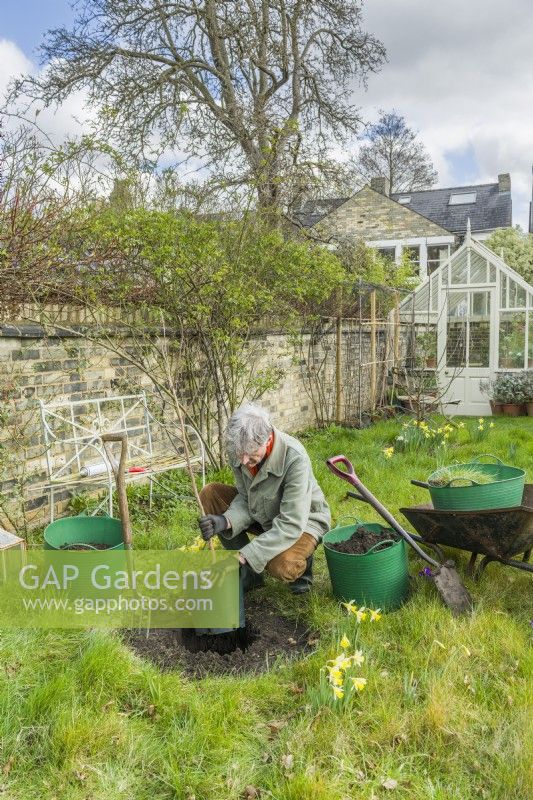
[400,485,533,579]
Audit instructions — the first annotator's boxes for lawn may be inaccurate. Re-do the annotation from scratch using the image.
[1,416,532,799]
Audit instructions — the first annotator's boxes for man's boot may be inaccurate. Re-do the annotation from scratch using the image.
[289,555,313,595]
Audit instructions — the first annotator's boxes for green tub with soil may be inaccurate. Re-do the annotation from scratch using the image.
[323,521,409,611]
[44,514,125,550]
[425,455,525,511]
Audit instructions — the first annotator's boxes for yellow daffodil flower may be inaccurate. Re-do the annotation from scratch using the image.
[370,609,382,622]
[351,677,367,692]
[489,422,495,428]
[340,634,350,649]
[457,421,465,428]
[356,608,368,623]
[328,654,352,671]
[328,667,344,686]
[478,417,484,423]
[341,600,357,615]
[332,685,344,699]
[350,649,365,666]
[383,447,394,459]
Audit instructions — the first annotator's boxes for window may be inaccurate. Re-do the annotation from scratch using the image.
[403,245,420,272]
[398,196,411,204]
[449,192,477,205]
[427,245,450,275]
[376,247,396,262]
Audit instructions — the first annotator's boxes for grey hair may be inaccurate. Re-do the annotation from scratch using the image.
[225,403,273,459]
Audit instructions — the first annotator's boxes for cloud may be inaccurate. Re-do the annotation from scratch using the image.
[357,0,533,228]
[0,37,92,141]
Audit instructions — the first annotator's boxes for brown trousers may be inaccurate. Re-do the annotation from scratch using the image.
[199,482,317,582]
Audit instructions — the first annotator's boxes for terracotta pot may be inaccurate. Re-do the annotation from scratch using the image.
[502,403,524,416]
[527,402,533,416]
[489,400,504,416]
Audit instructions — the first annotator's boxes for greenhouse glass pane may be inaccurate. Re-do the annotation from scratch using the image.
[508,279,526,308]
[469,292,490,367]
[529,312,533,367]
[489,264,496,282]
[414,283,430,311]
[431,274,438,311]
[500,275,507,308]
[499,311,526,368]
[451,251,468,284]
[469,252,487,283]
[446,292,467,367]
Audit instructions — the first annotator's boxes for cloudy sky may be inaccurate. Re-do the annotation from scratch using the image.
[1,0,532,227]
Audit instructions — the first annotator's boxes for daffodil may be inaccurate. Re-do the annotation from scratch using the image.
[328,667,344,686]
[328,654,352,671]
[478,417,484,424]
[355,607,368,623]
[370,608,382,622]
[351,677,367,692]
[478,424,484,431]
[332,685,344,699]
[457,421,465,429]
[340,634,350,649]
[350,649,365,666]
[383,447,394,459]
[489,422,495,428]
[341,600,357,615]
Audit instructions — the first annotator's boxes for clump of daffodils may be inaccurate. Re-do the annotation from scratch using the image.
[393,418,454,454]
[470,417,495,442]
[341,601,382,623]
[324,635,367,701]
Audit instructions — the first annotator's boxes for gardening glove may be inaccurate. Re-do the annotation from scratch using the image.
[199,514,228,541]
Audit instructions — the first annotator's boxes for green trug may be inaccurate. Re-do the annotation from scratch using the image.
[323,522,409,611]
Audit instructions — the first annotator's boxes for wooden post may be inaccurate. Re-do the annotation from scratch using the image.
[393,291,400,367]
[335,311,343,424]
[370,289,377,410]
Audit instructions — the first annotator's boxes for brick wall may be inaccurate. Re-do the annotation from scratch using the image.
[0,315,389,528]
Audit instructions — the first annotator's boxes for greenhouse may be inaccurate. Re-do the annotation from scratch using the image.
[400,223,533,415]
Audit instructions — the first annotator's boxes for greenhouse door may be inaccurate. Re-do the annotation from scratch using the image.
[438,288,496,415]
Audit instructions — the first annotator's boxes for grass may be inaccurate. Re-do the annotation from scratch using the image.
[1,415,532,799]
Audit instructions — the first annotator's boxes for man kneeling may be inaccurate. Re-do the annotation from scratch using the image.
[198,403,331,594]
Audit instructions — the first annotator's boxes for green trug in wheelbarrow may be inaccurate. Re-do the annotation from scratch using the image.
[421,454,525,511]
[323,521,409,610]
[44,514,125,550]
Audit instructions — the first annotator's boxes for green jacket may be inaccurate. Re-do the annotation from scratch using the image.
[223,429,331,573]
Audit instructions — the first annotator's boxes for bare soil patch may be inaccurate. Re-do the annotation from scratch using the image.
[123,593,314,677]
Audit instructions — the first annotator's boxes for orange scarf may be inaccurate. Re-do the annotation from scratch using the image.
[247,431,275,476]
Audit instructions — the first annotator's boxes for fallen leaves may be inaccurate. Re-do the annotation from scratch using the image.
[381,777,398,790]
[241,786,260,799]
[280,753,294,772]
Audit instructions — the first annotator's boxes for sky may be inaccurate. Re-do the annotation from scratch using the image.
[1,0,532,228]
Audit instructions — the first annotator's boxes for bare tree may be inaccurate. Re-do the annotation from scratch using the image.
[355,110,438,195]
[10,0,385,222]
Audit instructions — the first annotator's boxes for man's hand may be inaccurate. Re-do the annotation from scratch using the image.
[198,514,227,541]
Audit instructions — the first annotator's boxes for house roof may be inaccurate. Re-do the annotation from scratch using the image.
[295,181,512,234]
[390,183,512,233]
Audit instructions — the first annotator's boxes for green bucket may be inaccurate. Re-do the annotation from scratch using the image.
[323,520,409,611]
[44,514,125,551]
[426,454,525,511]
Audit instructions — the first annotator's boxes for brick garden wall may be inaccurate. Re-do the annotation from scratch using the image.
[0,312,389,528]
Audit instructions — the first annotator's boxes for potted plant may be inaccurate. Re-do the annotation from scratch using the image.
[479,378,503,415]
[491,373,527,416]
[522,370,533,416]
[417,330,437,369]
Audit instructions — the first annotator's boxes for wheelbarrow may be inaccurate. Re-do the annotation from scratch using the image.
[326,456,473,615]
[401,485,533,580]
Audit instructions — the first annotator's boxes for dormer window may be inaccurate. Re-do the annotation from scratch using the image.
[398,196,411,204]
[449,192,477,205]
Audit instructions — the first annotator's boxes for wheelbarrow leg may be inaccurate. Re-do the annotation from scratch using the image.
[474,555,495,580]
[466,552,478,578]
[523,549,531,563]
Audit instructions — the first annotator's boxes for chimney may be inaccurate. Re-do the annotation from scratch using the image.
[498,173,511,192]
[370,176,389,196]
